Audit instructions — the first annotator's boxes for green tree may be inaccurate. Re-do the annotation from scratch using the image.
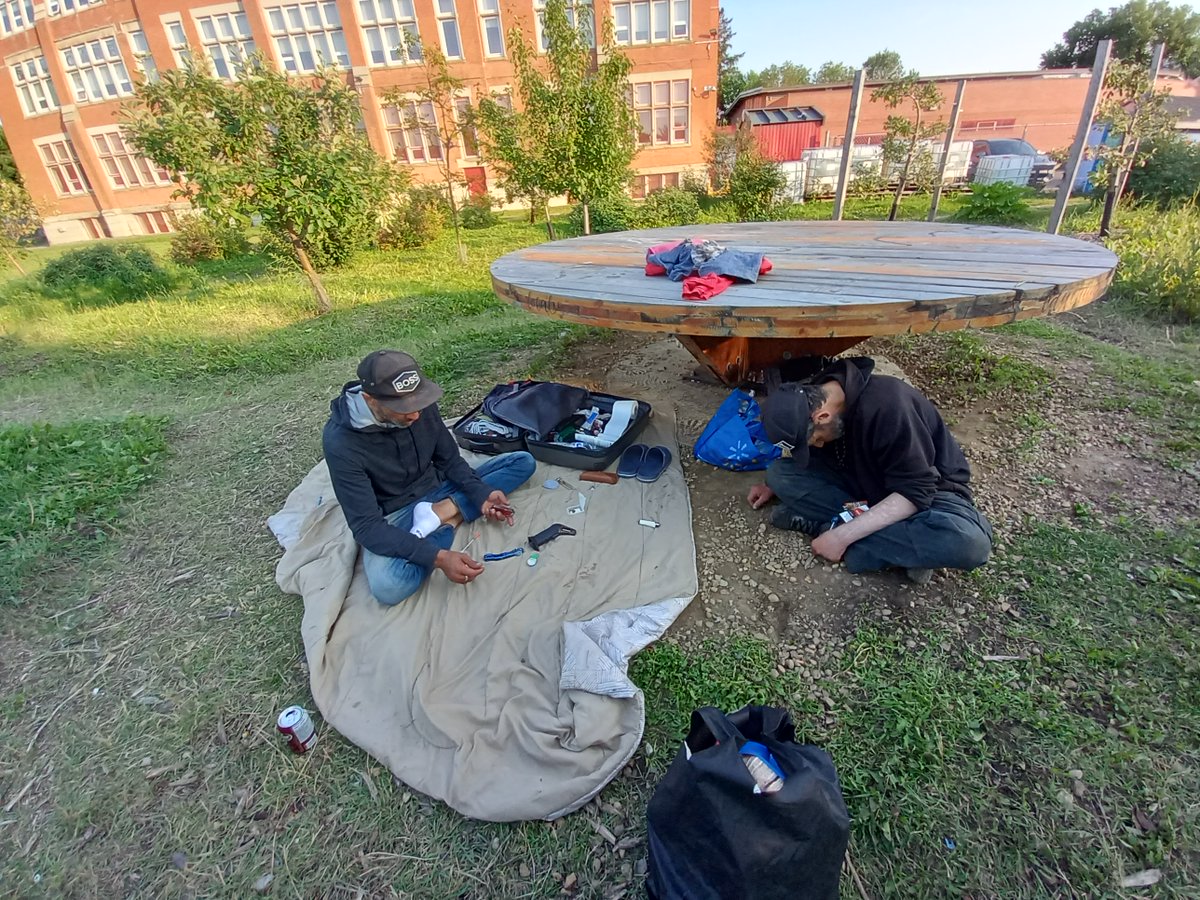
[1041,0,1200,77]
[873,71,945,220]
[0,181,41,274]
[1126,134,1200,207]
[863,49,904,81]
[475,91,556,236]
[814,61,855,83]
[706,122,756,193]
[0,129,19,184]
[728,143,787,221]
[480,0,634,236]
[1093,58,1180,235]
[387,38,470,262]
[123,57,405,314]
[716,9,745,117]
[748,61,812,89]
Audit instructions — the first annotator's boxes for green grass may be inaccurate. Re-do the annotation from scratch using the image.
[2,204,1199,897]
[0,222,551,385]
[634,521,1200,896]
[888,329,1051,403]
[0,416,168,602]
[1001,317,1200,466]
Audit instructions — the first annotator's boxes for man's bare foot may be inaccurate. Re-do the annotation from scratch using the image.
[432,497,463,529]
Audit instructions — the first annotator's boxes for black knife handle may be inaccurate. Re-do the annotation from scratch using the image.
[528,523,577,551]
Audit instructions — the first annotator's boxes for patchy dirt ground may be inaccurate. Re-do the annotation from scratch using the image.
[564,322,1200,687]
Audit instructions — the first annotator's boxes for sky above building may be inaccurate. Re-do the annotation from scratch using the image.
[726,0,1136,78]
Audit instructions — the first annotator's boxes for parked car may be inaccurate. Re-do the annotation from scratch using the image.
[968,139,1056,187]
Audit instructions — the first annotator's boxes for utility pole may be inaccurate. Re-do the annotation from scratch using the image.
[832,69,866,221]
[927,79,966,222]
[1048,38,1112,235]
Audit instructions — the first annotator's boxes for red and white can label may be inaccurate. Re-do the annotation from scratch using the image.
[277,705,317,754]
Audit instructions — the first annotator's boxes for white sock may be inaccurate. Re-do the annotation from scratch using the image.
[409,502,441,538]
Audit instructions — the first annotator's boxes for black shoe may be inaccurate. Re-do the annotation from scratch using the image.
[769,507,830,537]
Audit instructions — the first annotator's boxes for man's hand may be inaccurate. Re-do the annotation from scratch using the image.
[436,550,485,585]
[811,530,848,563]
[481,490,515,525]
[747,483,776,509]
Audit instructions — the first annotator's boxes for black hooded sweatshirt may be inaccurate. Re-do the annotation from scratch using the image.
[322,382,492,568]
[810,357,973,511]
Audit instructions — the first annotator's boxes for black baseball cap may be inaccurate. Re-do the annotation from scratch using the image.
[357,350,443,413]
[762,382,825,468]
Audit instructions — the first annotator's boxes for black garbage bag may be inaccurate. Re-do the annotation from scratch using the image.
[646,705,849,900]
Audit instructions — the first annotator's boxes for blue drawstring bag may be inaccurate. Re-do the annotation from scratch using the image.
[694,390,782,471]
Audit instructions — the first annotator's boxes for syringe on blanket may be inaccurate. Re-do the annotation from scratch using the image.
[547,399,640,450]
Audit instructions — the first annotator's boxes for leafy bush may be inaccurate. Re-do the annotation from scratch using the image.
[634,187,701,228]
[727,148,787,221]
[169,214,251,264]
[695,202,738,224]
[847,160,887,198]
[0,416,167,602]
[378,188,446,251]
[567,195,635,234]
[1126,136,1200,209]
[40,244,176,301]
[459,194,500,230]
[680,169,710,196]
[1108,205,1200,322]
[953,183,1036,226]
[408,183,454,220]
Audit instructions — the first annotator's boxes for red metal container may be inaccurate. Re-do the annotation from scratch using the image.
[755,121,824,162]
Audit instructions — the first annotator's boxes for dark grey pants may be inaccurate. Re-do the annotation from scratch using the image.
[765,459,994,574]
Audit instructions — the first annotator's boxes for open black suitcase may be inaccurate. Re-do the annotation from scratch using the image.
[452,380,652,471]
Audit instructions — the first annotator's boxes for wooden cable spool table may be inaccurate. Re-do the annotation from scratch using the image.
[490,221,1119,386]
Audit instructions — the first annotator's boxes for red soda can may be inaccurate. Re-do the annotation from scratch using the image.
[277,705,317,754]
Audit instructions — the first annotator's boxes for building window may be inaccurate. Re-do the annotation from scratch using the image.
[47,0,97,16]
[435,0,462,59]
[11,55,60,116]
[534,0,593,52]
[127,30,158,81]
[358,0,421,66]
[196,11,257,79]
[455,97,478,157]
[38,138,90,196]
[1,0,35,38]
[383,101,442,164]
[60,36,133,104]
[613,0,686,44]
[80,217,105,239]
[477,0,503,57]
[630,171,678,199]
[265,2,350,73]
[633,79,689,146]
[137,211,173,234]
[164,19,192,67]
[92,130,172,189]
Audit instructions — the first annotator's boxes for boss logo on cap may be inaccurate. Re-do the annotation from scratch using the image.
[391,370,420,393]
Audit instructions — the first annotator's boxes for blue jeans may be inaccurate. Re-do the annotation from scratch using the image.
[363,451,537,605]
[766,458,993,574]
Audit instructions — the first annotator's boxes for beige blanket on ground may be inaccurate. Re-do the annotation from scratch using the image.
[270,414,696,821]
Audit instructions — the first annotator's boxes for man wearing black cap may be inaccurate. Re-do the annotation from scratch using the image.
[750,356,993,585]
[322,350,536,604]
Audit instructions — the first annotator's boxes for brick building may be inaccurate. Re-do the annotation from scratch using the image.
[728,68,1200,154]
[1,0,719,243]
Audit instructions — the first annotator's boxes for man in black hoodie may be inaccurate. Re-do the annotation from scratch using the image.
[750,357,992,584]
[323,350,536,605]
